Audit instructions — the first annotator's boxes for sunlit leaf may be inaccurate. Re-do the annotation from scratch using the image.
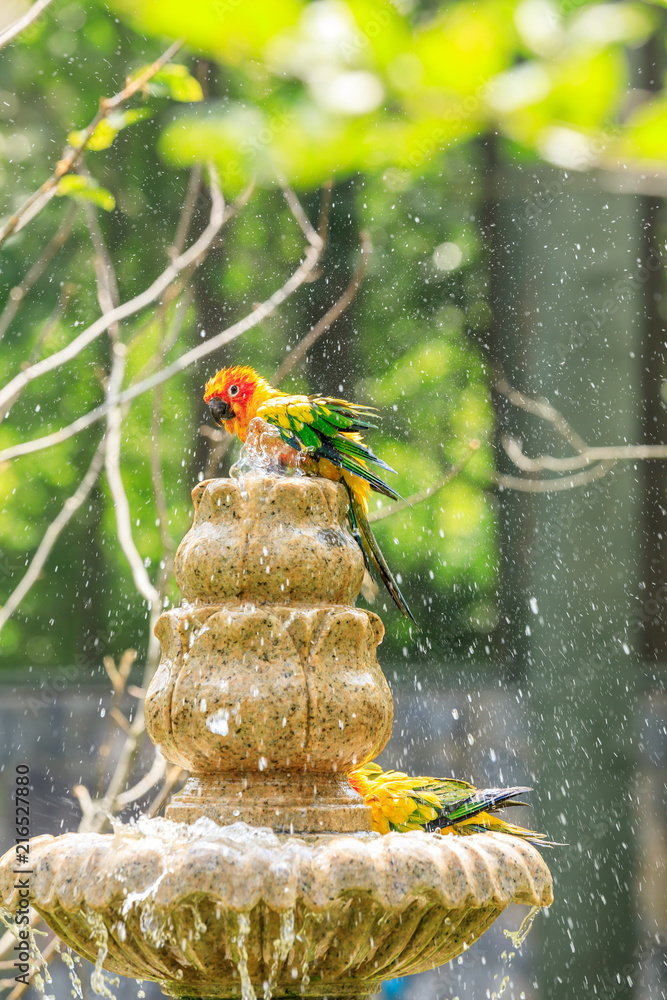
[616,96,667,159]
[133,62,204,102]
[56,174,116,210]
[68,108,151,152]
[108,0,304,64]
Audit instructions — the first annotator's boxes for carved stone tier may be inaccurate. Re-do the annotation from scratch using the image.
[174,475,364,606]
[0,821,553,1000]
[146,476,393,833]
[0,471,554,1000]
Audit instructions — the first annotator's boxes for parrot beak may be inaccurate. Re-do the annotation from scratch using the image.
[208,397,232,424]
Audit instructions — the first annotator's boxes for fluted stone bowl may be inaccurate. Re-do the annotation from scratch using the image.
[146,600,392,831]
[0,819,553,1000]
[148,604,389,775]
[175,476,364,606]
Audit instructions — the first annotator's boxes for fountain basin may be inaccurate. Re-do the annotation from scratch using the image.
[0,818,553,999]
[0,474,554,999]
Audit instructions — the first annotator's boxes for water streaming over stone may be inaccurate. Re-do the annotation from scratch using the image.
[488,904,543,1000]
[0,475,553,999]
[54,942,84,1000]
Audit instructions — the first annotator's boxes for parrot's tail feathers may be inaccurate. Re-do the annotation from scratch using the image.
[316,439,402,500]
[466,785,534,814]
[428,785,531,828]
[425,785,561,847]
[348,491,418,627]
[458,819,563,847]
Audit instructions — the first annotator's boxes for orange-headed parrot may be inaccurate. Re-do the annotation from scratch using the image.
[204,365,415,623]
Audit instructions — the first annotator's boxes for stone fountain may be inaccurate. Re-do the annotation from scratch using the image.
[0,472,552,999]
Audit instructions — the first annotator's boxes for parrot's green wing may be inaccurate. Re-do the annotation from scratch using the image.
[257,395,401,500]
[256,394,417,624]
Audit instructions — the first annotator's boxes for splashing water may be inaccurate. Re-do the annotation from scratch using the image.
[231,417,307,497]
[54,941,84,1000]
[84,910,119,1000]
[264,909,296,1000]
[488,905,542,1000]
[235,912,256,1000]
[0,907,55,1000]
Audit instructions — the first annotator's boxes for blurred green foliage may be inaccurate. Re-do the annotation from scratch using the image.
[0,0,665,670]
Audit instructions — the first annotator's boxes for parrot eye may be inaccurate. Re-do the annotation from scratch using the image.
[229,384,239,397]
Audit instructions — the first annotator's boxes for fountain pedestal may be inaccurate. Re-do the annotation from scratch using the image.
[0,474,553,1000]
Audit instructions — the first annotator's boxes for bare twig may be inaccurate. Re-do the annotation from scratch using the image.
[0,38,183,246]
[0,0,56,51]
[503,434,667,472]
[0,167,225,421]
[494,368,620,491]
[77,692,148,833]
[24,282,75,366]
[115,748,166,808]
[96,648,137,791]
[0,281,73,418]
[146,764,187,818]
[0,181,326,463]
[0,203,78,343]
[496,462,616,492]
[368,442,479,523]
[274,230,371,384]
[494,367,588,454]
[170,166,202,259]
[279,180,323,251]
[82,194,120,329]
[0,439,106,634]
[151,387,175,556]
[317,180,333,243]
[102,648,136,696]
[84,198,159,603]
[146,290,187,556]
[105,342,160,604]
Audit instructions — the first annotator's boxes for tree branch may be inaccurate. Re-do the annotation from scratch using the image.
[0,203,78,343]
[273,230,371,385]
[0,166,225,421]
[367,442,479,523]
[494,367,588,454]
[494,368,619,491]
[115,748,166,808]
[83,197,159,604]
[503,434,667,472]
[170,165,202,259]
[0,0,56,51]
[0,180,327,463]
[0,38,183,246]
[279,180,323,252]
[0,439,106,634]
[105,355,160,606]
[495,462,616,492]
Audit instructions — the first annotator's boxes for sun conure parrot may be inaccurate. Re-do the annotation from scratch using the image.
[348,762,554,845]
[203,365,416,623]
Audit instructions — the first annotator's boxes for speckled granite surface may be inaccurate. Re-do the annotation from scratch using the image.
[0,474,553,999]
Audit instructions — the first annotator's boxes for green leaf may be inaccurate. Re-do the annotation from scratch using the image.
[68,107,151,152]
[617,96,667,159]
[56,174,116,211]
[108,0,303,64]
[134,63,203,102]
